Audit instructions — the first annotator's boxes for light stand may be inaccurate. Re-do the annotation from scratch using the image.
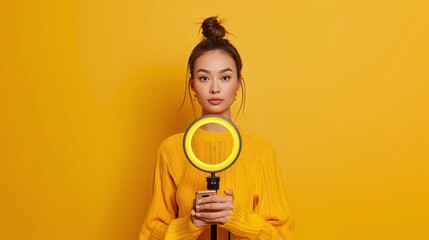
[183,115,242,240]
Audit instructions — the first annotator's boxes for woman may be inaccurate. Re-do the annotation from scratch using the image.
[139,16,294,239]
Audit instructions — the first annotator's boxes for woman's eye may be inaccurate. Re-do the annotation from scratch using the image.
[199,76,209,81]
[221,76,231,81]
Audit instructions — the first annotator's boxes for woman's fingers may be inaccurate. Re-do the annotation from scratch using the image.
[194,190,235,224]
[196,201,233,211]
[191,208,209,227]
[195,209,232,224]
[224,189,234,196]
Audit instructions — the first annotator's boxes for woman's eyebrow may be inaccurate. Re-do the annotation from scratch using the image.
[196,68,233,74]
[197,69,210,74]
[219,68,233,73]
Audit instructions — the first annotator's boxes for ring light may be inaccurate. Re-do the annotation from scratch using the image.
[183,115,242,173]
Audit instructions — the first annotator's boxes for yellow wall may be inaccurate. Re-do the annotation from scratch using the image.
[1,1,428,239]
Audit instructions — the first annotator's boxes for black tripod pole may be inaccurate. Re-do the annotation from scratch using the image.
[207,173,220,240]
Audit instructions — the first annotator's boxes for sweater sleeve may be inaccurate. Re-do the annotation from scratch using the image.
[220,144,294,239]
[139,148,205,240]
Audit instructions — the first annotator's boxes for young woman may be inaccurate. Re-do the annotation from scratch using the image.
[139,17,294,239]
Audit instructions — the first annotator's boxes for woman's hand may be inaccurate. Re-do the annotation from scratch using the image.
[191,189,234,226]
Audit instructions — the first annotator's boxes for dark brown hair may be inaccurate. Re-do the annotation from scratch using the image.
[182,16,246,118]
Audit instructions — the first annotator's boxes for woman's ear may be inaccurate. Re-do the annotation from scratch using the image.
[189,77,194,91]
[236,77,242,92]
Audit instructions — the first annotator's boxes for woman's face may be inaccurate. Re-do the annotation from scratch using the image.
[191,50,240,119]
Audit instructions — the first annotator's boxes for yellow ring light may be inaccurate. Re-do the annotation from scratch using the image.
[183,115,242,173]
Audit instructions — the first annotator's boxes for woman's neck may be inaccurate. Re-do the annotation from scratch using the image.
[199,111,232,132]
[200,123,228,132]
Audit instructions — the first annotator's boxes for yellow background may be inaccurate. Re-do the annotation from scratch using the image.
[1,0,428,239]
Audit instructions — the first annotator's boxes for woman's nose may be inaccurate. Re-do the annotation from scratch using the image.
[210,80,220,93]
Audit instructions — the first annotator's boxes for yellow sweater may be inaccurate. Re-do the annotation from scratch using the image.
[139,128,294,239]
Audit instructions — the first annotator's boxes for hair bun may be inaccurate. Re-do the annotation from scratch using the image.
[201,16,226,39]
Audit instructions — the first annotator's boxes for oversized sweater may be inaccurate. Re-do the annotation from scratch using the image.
[139,128,294,239]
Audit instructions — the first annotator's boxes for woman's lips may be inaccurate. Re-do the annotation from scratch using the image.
[208,98,224,105]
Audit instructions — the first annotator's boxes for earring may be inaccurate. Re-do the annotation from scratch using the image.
[193,93,196,101]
